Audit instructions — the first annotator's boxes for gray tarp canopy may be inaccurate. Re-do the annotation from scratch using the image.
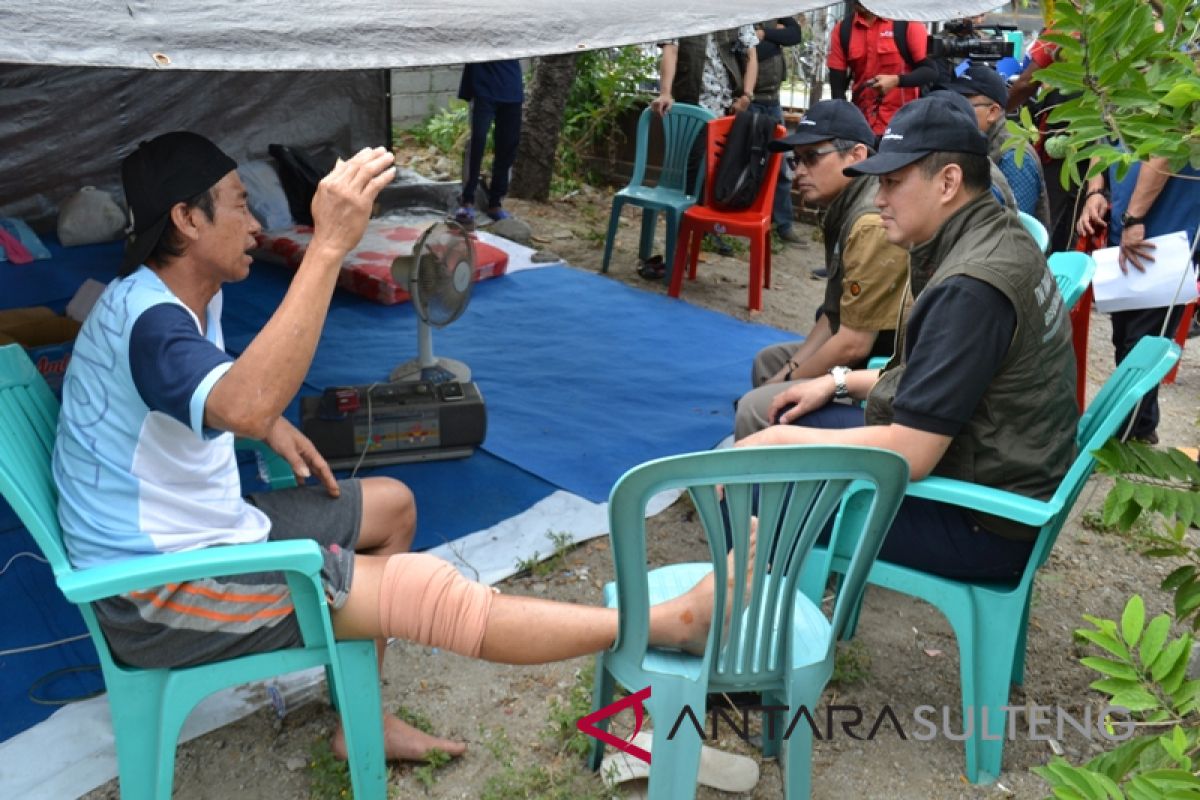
[1,0,1008,226]
[7,1,1008,71]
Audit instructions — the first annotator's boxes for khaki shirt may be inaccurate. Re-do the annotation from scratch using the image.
[839,214,908,332]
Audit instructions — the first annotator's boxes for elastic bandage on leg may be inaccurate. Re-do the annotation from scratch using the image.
[378,553,495,658]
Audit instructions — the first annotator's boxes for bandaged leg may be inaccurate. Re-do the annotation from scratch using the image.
[377,553,495,658]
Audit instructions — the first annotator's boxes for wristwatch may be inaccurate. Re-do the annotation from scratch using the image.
[1121,212,1147,228]
[829,366,851,399]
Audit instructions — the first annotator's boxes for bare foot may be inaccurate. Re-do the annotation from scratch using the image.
[331,714,468,762]
[654,518,758,655]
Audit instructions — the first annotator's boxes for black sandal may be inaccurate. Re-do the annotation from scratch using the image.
[637,254,666,280]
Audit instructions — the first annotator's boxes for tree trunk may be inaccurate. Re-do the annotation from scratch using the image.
[509,53,579,201]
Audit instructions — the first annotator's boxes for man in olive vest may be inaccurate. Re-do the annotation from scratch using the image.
[735,100,908,440]
[737,96,1078,581]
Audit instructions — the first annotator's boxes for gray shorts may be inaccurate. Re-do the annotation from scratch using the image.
[95,479,362,669]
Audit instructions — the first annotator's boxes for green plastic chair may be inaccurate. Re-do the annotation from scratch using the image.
[1047,250,1098,311]
[600,103,716,283]
[818,336,1181,784]
[0,344,386,799]
[1017,210,1050,252]
[587,445,908,799]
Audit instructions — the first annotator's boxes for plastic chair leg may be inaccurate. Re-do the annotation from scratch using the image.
[108,674,175,800]
[333,641,388,800]
[688,226,702,280]
[764,229,773,289]
[748,234,765,311]
[646,681,706,800]
[669,223,694,298]
[781,705,815,800]
[951,598,1022,784]
[601,198,625,273]
[639,207,659,262]
[663,211,680,286]
[586,653,616,771]
[1010,592,1034,687]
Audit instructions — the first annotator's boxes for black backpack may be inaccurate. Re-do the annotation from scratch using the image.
[712,111,775,211]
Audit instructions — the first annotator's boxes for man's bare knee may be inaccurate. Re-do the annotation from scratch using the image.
[361,478,416,554]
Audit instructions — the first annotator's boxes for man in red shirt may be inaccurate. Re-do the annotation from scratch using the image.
[827,3,935,134]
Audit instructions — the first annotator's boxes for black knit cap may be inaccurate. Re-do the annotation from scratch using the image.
[843,95,989,176]
[120,131,237,274]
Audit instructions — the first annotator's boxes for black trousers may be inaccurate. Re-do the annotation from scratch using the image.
[1111,304,1187,440]
[461,96,522,209]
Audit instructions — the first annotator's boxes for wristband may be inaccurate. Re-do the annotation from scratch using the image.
[1084,188,1108,201]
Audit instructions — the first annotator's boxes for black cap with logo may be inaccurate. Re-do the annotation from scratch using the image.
[768,99,876,152]
[943,63,1009,108]
[842,96,988,176]
[120,131,237,275]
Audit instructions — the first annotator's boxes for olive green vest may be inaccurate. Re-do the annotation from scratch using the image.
[673,30,745,107]
[865,192,1078,540]
[820,175,897,363]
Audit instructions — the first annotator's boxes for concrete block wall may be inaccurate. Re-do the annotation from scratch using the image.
[390,66,461,129]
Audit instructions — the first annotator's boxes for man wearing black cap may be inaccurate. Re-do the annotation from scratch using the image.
[945,63,1050,227]
[54,134,734,769]
[738,96,1078,580]
[734,100,909,440]
[53,133,469,761]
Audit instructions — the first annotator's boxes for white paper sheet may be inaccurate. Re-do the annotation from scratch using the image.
[1092,230,1199,313]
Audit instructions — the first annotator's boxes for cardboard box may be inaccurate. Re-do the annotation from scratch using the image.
[0,307,80,397]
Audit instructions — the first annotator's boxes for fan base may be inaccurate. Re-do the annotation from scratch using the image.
[389,357,472,384]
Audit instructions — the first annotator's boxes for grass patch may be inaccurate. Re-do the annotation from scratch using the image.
[514,530,577,578]
[831,640,871,686]
[478,664,620,800]
[1080,508,1158,540]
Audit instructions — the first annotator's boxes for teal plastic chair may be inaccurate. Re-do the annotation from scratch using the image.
[817,336,1181,784]
[587,445,908,799]
[1017,210,1050,252]
[1047,250,1098,311]
[600,103,716,283]
[0,344,386,799]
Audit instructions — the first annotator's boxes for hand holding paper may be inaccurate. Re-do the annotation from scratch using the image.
[1092,230,1199,314]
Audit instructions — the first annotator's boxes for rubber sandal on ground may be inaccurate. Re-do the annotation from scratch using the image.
[636,255,666,280]
[486,207,512,222]
[599,730,760,793]
[451,207,476,230]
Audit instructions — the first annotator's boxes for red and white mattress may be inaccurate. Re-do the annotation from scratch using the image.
[254,220,509,305]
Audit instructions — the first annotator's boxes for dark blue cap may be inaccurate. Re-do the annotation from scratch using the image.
[842,96,988,176]
[944,63,1008,108]
[768,100,876,152]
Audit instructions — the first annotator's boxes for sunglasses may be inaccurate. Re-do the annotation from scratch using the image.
[790,146,851,169]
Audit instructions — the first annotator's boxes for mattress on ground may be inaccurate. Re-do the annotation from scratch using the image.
[253,219,508,305]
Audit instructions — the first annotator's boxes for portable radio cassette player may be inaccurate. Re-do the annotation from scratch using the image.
[300,380,486,469]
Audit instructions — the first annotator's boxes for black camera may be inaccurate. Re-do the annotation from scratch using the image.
[927,34,1015,62]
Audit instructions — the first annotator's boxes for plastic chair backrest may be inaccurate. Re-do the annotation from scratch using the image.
[1029,336,1180,569]
[606,446,907,684]
[700,115,786,215]
[1047,250,1098,311]
[626,104,715,200]
[1018,211,1049,252]
[0,344,70,577]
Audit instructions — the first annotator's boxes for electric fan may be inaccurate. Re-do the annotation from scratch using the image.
[389,220,476,384]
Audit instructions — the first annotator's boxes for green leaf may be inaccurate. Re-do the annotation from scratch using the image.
[1160,565,1194,592]
[1173,580,1200,622]
[1081,656,1140,680]
[1138,615,1172,668]
[1077,627,1132,661]
[1122,595,1146,647]
[1109,686,1161,712]
[1160,81,1200,108]
[1151,635,1190,683]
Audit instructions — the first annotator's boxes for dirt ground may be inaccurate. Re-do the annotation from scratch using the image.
[83,185,1199,800]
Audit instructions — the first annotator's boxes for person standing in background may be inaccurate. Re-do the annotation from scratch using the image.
[827,3,936,135]
[454,60,524,229]
[751,17,806,246]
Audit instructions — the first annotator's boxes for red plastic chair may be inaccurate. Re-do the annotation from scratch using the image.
[668,116,786,312]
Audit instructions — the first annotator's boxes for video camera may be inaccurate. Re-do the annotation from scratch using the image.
[927,22,1017,63]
